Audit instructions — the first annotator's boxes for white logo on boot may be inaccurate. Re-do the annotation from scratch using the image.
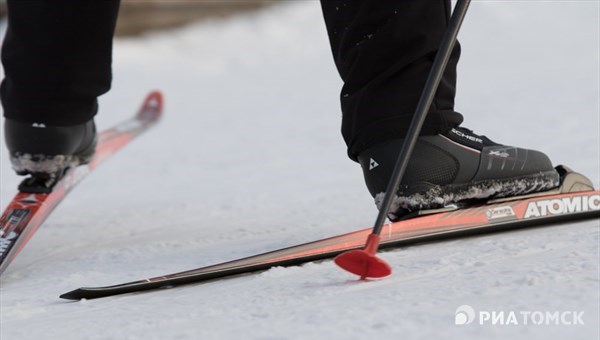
[369,158,379,170]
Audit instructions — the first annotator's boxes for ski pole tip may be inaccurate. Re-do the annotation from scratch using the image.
[334,234,392,279]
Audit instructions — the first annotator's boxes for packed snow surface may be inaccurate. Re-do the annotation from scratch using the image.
[1,2,598,339]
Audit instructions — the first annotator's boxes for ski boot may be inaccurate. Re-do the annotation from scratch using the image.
[358,127,561,220]
[4,118,97,190]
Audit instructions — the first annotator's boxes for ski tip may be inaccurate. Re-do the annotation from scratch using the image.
[59,289,86,301]
[137,90,164,123]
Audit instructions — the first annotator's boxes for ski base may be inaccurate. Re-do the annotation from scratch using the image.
[61,165,599,300]
[0,91,163,276]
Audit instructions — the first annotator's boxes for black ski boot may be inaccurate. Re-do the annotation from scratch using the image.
[4,118,97,179]
[358,127,560,220]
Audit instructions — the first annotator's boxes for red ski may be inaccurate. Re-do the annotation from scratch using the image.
[60,166,599,300]
[0,91,163,275]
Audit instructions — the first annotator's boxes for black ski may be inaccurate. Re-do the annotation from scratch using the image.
[60,166,599,300]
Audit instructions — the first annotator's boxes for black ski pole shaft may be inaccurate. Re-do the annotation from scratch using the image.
[371,0,471,236]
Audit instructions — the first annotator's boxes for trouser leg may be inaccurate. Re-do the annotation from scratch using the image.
[320,0,464,161]
[1,0,120,126]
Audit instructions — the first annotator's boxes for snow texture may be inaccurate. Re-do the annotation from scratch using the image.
[377,169,563,220]
[1,2,599,340]
[9,153,79,178]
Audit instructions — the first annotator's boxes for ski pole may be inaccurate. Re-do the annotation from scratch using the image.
[335,0,472,279]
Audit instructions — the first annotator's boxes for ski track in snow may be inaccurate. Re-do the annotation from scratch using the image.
[1,2,599,340]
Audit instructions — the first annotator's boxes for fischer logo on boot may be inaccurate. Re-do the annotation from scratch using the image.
[451,128,483,144]
[369,158,379,170]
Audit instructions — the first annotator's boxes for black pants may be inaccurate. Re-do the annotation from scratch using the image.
[1,0,120,126]
[1,0,463,160]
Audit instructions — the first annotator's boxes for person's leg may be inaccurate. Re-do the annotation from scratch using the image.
[320,1,559,218]
[1,0,120,178]
[1,0,120,126]
[320,0,463,161]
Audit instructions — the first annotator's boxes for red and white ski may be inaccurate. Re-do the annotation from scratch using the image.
[0,91,163,275]
[60,166,599,300]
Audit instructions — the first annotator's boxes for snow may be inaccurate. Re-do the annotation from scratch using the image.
[1,2,599,339]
